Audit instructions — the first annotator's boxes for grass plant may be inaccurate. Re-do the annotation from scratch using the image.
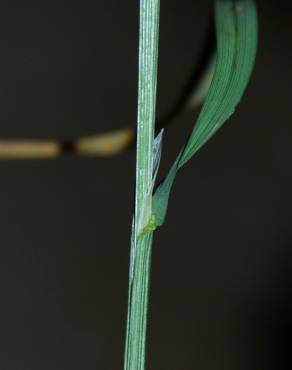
[124,1,258,370]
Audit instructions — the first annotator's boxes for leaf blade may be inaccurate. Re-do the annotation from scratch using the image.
[153,0,258,227]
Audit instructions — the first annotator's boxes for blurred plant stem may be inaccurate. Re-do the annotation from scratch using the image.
[0,40,215,159]
[0,129,134,159]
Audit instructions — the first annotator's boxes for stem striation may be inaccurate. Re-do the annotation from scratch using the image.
[124,1,160,370]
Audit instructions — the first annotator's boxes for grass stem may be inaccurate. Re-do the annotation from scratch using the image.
[124,1,160,370]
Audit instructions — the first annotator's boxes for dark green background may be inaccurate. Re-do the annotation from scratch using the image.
[0,1,291,369]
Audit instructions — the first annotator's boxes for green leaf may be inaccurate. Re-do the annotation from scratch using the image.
[186,54,216,110]
[153,0,258,227]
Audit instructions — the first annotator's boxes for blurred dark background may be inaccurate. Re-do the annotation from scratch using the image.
[0,0,291,369]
